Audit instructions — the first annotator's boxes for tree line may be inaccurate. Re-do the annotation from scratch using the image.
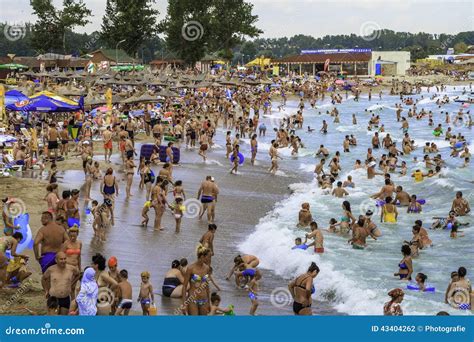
[0,0,473,65]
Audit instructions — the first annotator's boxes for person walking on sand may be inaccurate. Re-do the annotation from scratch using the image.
[34,212,69,274]
[197,176,219,224]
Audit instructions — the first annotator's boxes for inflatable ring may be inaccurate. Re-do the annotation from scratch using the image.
[432,131,442,137]
[407,283,435,292]
[230,152,245,165]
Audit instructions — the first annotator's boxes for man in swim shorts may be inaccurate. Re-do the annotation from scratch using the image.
[42,252,79,315]
[197,176,219,224]
[34,212,69,273]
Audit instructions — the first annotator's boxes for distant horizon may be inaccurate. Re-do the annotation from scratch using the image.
[0,0,472,39]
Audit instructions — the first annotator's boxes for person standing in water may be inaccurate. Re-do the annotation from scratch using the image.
[288,262,319,315]
[383,288,404,316]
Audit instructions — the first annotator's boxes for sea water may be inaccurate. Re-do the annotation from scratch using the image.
[234,85,473,315]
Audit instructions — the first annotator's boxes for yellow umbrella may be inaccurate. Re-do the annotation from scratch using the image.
[29,91,78,106]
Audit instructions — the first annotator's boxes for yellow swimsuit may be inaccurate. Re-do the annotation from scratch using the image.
[383,206,397,223]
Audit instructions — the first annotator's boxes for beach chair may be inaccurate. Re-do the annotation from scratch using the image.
[0,156,21,174]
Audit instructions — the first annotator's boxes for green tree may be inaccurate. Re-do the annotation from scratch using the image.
[209,0,262,60]
[159,0,213,65]
[30,0,91,53]
[101,0,159,57]
[160,0,262,65]
[454,42,468,54]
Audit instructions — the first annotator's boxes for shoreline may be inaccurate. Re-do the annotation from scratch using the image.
[0,137,343,315]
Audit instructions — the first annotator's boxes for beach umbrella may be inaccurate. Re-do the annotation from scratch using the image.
[121,95,141,104]
[0,134,18,144]
[56,86,85,96]
[137,93,159,103]
[5,90,29,109]
[156,89,179,97]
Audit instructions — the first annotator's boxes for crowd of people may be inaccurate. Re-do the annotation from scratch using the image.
[0,70,472,316]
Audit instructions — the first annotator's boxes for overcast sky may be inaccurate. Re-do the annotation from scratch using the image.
[1,0,473,38]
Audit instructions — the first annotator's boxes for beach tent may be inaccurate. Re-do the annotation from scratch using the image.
[0,63,29,70]
[110,65,145,72]
[245,57,271,68]
[8,91,81,112]
[5,90,29,109]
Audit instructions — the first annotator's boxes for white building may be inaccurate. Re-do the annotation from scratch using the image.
[369,51,411,76]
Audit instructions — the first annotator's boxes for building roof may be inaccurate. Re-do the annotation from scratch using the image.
[150,59,184,65]
[275,52,371,64]
[89,49,137,63]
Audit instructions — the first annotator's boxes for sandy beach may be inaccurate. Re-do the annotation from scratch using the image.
[0,136,341,315]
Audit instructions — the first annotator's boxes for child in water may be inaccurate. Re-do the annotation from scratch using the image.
[292,237,309,250]
[170,197,185,233]
[115,269,133,316]
[209,292,232,315]
[141,201,152,227]
[326,218,340,233]
[138,271,154,315]
[246,271,261,316]
[415,272,428,292]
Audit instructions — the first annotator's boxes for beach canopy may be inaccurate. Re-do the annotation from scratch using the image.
[245,57,271,67]
[5,90,29,109]
[7,91,81,112]
[0,63,29,70]
[111,65,145,72]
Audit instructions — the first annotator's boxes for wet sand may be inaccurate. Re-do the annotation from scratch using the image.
[53,141,340,315]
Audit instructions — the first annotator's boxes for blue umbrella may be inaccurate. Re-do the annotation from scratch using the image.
[5,90,29,109]
[7,95,81,112]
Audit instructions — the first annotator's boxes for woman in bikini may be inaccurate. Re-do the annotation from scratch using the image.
[288,262,319,315]
[394,245,413,281]
[44,184,59,215]
[250,134,258,165]
[340,201,356,234]
[383,288,404,316]
[61,226,82,273]
[100,168,118,225]
[92,253,118,316]
[407,195,422,214]
[162,260,185,298]
[66,190,80,228]
[182,246,212,315]
[225,131,232,159]
[125,155,135,199]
